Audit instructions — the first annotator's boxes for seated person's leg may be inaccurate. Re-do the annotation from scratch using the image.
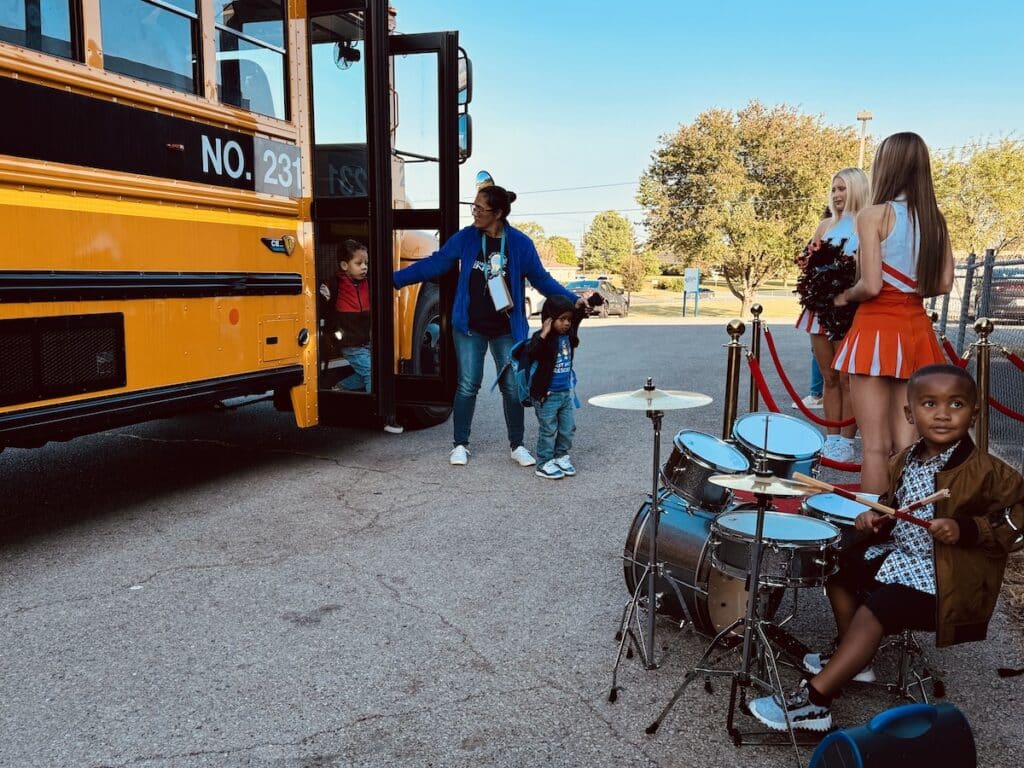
[810,582,936,699]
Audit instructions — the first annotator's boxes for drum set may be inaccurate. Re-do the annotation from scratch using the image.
[591,381,881,757]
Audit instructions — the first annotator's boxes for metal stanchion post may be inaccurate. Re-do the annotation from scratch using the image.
[722,319,746,440]
[748,304,763,414]
[974,318,993,454]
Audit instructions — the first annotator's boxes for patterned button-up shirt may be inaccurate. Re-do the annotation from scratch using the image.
[864,440,959,595]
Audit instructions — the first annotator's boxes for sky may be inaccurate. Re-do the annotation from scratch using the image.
[394,1,1024,249]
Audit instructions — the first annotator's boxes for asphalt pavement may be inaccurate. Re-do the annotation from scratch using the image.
[2,322,1022,768]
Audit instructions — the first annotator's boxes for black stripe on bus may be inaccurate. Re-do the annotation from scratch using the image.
[0,271,303,302]
[0,76,280,192]
[0,366,304,448]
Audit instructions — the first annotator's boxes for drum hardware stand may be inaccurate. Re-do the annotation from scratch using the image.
[609,379,676,701]
[591,381,713,703]
[646,427,821,767]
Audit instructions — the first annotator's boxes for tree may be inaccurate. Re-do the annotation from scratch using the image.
[618,248,661,298]
[933,140,1024,255]
[547,236,577,266]
[581,211,635,274]
[637,101,861,315]
[515,220,547,242]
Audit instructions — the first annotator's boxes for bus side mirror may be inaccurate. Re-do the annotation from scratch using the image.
[458,48,472,106]
[459,114,472,164]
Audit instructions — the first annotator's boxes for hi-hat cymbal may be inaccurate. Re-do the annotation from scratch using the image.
[588,388,712,411]
[708,473,814,497]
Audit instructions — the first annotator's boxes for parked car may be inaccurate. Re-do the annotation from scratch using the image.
[564,279,629,317]
[968,264,1024,325]
[987,265,1024,324]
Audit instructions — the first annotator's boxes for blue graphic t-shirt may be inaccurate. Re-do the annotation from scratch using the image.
[548,335,572,392]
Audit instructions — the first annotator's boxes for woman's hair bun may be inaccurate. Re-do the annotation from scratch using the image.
[507,190,517,204]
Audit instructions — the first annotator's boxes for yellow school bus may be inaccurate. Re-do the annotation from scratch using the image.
[0,0,469,448]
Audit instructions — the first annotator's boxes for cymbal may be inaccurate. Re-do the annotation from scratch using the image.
[708,473,814,497]
[588,388,712,411]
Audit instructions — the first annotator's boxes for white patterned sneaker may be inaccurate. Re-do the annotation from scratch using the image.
[554,455,577,476]
[450,445,469,466]
[510,445,536,467]
[748,680,832,732]
[803,652,876,683]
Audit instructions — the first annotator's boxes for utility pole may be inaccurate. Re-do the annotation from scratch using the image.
[857,110,873,168]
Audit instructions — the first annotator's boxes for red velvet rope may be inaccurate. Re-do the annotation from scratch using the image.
[941,338,1024,421]
[991,397,1024,423]
[1006,349,1024,374]
[761,326,856,428]
[746,354,862,472]
[941,337,969,369]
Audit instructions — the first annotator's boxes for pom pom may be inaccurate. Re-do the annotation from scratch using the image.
[795,237,857,341]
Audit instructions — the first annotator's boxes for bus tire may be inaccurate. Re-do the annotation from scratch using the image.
[403,283,452,430]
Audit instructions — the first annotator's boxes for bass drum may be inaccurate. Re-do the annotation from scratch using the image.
[623,490,752,637]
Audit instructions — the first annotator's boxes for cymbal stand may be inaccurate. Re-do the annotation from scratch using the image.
[609,379,688,701]
[646,428,816,767]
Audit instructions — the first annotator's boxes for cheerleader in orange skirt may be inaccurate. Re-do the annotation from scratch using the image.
[794,168,869,462]
[832,132,954,493]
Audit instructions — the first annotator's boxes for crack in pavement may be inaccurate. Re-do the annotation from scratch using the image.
[89,684,551,767]
[539,674,662,767]
[375,574,497,675]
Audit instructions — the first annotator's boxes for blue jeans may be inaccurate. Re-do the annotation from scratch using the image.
[452,329,524,448]
[809,354,823,398]
[339,345,371,392]
[534,390,575,464]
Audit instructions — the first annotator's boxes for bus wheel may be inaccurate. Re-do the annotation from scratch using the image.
[402,283,452,430]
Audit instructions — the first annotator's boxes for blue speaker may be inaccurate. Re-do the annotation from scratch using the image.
[808,703,975,768]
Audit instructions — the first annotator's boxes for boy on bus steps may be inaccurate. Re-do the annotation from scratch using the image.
[320,240,372,392]
[523,293,602,480]
[748,364,1024,732]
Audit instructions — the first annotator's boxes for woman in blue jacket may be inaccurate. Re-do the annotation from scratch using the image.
[393,185,581,467]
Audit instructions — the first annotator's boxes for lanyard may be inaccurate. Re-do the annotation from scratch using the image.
[482,230,506,276]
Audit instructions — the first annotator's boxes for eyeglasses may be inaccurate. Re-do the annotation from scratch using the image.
[471,204,494,214]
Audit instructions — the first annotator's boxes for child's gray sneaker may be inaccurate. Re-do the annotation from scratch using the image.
[535,460,564,479]
[554,455,577,476]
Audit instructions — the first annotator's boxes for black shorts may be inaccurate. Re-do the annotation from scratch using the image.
[830,551,936,636]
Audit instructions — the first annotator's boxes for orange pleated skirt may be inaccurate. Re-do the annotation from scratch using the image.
[832,287,943,379]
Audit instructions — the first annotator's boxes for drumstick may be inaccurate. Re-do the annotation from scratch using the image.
[792,472,936,530]
[897,490,951,516]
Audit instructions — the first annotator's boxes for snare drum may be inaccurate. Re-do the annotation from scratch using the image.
[732,412,824,479]
[710,510,840,588]
[802,492,881,549]
[662,431,750,512]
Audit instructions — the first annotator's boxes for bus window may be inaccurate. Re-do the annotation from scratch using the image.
[0,0,75,59]
[100,0,198,93]
[310,12,367,198]
[215,0,287,119]
[392,52,439,209]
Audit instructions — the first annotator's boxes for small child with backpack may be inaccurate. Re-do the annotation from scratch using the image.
[521,292,602,479]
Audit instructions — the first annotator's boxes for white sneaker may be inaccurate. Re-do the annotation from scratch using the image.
[821,437,855,463]
[450,445,469,465]
[792,394,824,410]
[803,652,876,683]
[510,445,536,467]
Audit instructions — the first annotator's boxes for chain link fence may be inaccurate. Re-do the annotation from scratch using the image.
[931,251,1024,471]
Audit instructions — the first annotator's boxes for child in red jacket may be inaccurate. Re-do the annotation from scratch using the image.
[321,240,371,392]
